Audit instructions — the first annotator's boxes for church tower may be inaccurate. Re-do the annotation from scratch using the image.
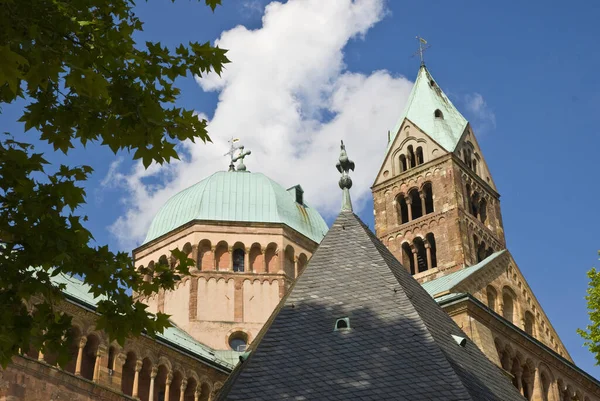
[372,64,506,280]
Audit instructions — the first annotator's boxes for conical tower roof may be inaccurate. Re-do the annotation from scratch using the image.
[217,209,524,400]
[390,65,468,152]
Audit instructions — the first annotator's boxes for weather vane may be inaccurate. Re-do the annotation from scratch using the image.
[336,140,355,212]
[413,36,430,66]
[225,137,242,171]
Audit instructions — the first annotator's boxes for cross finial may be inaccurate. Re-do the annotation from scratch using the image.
[224,137,242,171]
[336,140,355,212]
[413,36,430,66]
[233,146,252,172]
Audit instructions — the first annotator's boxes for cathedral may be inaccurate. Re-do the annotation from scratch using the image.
[2,64,600,400]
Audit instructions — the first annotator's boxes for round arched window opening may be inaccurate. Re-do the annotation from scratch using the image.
[229,332,248,351]
[434,109,443,119]
[232,248,245,272]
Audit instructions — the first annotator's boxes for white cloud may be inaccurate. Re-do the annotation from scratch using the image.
[464,92,496,132]
[107,0,413,249]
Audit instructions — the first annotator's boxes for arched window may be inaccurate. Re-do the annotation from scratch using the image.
[479,198,487,224]
[477,241,486,263]
[540,372,551,401]
[397,194,409,224]
[524,311,535,336]
[465,183,472,211]
[413,237,427,273]
[416,146,424,165]
[472,158,478,174]
[486,247,494,258]
[265,243,278,273]
[401,242,415,275]
[284,246,295,278]
[425,233,437,269]
[121,351,137,396]
[434,109,443,118]
[215,242,230,271]
[521,364,533,400]
[408,189,422,220]
[407,145,416,168]
[486,286,497,312]
[471,191,480,217]
[233,248,245,272]
[80,334,99,380]
[399,154,407,172]
[197,239,213,271]
[423,183,434,214]
[502,288,516,324]
[249,243,263,273]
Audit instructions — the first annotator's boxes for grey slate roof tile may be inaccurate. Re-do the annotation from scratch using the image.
[217,211,524,400]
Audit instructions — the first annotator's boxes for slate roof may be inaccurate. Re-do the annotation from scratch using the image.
[217,211,524,400]
[389,65,468,152]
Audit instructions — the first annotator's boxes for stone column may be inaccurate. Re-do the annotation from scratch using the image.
[553,380,563,401]
[74,336,87,376]
[513,366,523,394]
[228,247,234,271]
[148,366,158,401]
[262,250,267,273]
[243,248,250,272]
[406,197,413,221]
[424,243,432,271]
[179,379,188,401]
[211,246,217,270]
[165,372,173,401]
[420,192,426,215]
[132,359,143,398]
[531,366,544,401]
[113,353,127,389]
[92,346,106,383]
[37,349,45,362]
[190,244,199,272]
[411,246,419,274]
[293,257,299,278]
[194,387,201,401]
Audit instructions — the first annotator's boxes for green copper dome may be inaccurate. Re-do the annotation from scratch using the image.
[143,171,329,244]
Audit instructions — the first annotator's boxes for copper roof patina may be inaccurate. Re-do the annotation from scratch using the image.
[143,171,329,245]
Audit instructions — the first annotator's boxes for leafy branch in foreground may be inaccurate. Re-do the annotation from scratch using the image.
[578,251,600,365]
[0,0,229,367]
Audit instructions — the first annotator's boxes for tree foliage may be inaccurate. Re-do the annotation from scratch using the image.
[0,0,229,367]
[579,252,600,365]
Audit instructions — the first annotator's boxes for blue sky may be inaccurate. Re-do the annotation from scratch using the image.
[3,0,600,378]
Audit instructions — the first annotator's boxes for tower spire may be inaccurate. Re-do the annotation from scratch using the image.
[336,140,355,212]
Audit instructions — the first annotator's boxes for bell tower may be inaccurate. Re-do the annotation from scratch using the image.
[372,65,506,281]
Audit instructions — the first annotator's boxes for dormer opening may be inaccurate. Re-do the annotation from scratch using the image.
[287,185,304,205]
[434,109,443,119]
[335,317,350,331]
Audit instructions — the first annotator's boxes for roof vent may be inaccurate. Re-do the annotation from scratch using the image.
[334,317,350,331]
[287,185,304,205]
[434,109,444,119]
[452,334,467,347]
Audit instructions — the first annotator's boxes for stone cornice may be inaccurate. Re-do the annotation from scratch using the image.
[378,210,446,240]
[372,153,453,193]
[451,153,500,199]
[460,211,506,248]
[134,219,319,257]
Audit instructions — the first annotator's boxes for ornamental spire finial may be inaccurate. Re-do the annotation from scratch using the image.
[336,140,355,212]
[413,36,430,66]
[224,138,251,172]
